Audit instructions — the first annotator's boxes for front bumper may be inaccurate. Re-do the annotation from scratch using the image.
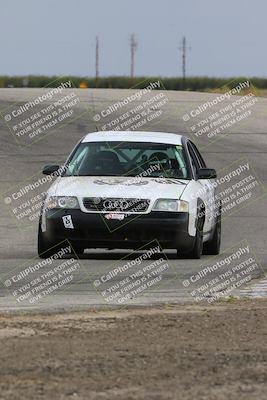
[42,209,195,251]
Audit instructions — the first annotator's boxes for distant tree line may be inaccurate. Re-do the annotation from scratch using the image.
[0,75,265,91]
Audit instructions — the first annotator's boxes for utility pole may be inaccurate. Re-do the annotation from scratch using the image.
[95,36,99,87]
[179,36,191,88]
[130,34,138,80]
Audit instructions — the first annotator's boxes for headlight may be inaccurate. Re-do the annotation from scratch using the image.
[46,196,80,209]
[152,199,189,212]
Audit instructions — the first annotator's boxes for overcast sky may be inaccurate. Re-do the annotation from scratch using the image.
[0,0,266,77]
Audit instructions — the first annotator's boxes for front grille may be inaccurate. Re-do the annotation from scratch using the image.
[83,197,150,213]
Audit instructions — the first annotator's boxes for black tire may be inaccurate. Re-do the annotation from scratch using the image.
[70,245,84,257]
[178,208,204,259]
[203,215,221,255]
[186,229,203,259]
[38,223,58,259]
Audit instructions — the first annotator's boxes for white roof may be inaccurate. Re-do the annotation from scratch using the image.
[82,131,183,145]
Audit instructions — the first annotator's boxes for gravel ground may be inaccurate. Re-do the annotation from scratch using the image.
[0,299,267,400]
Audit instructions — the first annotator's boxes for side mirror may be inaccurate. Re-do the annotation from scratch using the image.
[42,165,60,175]
[197,168,217,179]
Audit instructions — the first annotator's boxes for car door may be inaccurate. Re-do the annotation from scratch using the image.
[187,141,215,233]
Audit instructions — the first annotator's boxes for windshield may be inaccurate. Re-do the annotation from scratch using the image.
[63,141,189,179]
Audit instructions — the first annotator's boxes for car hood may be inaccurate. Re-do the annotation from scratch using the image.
[48,176,188,201]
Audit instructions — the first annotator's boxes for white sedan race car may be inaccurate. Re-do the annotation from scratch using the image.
[38,131,221,259]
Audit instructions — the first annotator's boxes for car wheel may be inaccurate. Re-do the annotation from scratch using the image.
[71,245,84,257]
[38,223,58,259]
[178,212,204,259]
[189,228,203,259]
[203,215,221,255]
[177,229,203,259]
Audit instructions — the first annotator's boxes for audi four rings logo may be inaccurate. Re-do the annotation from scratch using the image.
[103,199,131,210]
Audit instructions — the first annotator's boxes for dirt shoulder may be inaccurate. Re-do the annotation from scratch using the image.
[0,299,267,400]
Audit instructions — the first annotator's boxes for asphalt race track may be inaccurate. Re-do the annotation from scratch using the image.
[0,87,266,312]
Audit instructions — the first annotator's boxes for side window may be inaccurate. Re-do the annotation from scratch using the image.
[174,146,188,178]
[68,147,89,175]
[190,142,206,168]
[187,143,201,176]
